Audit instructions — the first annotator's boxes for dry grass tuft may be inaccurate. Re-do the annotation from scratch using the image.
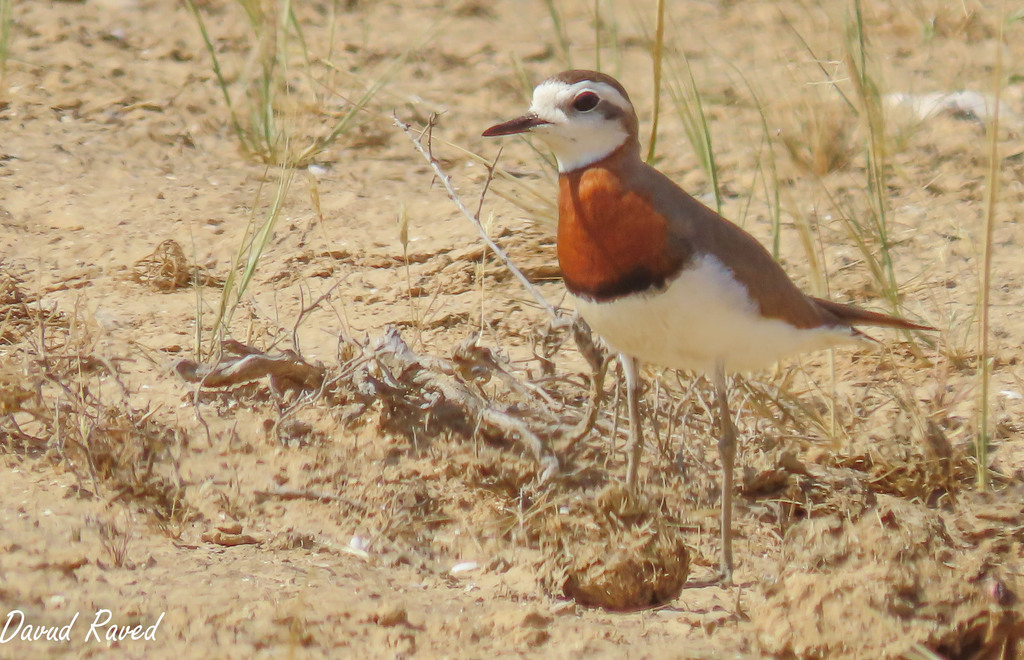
[132,240,191,291]
[131,239,221,291]
[96,512,135,569]
[0,266,68,345]
[777,91,858,176]
[2,304,188,522]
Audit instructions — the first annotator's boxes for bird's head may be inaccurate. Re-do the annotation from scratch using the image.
[483,70,640,172]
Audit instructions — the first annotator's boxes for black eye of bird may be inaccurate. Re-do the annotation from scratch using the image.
[572,91,600,112]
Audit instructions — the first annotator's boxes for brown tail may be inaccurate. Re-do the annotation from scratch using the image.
[811,297,934,331]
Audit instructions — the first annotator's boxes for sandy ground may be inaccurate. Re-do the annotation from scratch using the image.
[2,0,1024,658]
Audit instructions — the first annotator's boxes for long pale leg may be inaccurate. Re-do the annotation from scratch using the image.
[713,362,736,584]
[621,353,643,489]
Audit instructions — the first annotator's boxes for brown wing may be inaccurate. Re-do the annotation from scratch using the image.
[631,161,933,333]
[632,162,832,329]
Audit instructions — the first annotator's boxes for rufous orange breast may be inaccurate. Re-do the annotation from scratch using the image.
[557,146,686,302]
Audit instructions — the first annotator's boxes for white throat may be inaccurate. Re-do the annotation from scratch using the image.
[528,80,631,172]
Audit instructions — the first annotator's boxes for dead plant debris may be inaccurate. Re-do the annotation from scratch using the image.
[131,239,221,291]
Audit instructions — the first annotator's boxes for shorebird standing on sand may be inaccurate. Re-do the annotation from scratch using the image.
[483,69,931,583]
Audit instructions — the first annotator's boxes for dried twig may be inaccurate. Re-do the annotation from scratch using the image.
[559,316,610,454]
[368,327,559,481]
[255,487,364,510]
[291,274,350,354]
[452,331,560,418]
[394,113,557,319]
[174,340,326,392]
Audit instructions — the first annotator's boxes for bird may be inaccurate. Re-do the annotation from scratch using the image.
[483,69,932,584]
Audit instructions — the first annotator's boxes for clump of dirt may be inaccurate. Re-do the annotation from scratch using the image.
[755,494,1024,658]
[535,484,689,610]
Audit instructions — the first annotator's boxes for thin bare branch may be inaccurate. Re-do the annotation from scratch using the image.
[394,113,557,319]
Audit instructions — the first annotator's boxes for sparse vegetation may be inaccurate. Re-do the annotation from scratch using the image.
[207,163,295,355]
[0,1,1021,657]
[975,6,1007,491]
[184,0,416,166]
[0,0,11,92]
[665,53,722,213]
[96,513,135,569]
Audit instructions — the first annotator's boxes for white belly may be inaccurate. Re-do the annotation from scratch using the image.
[572,254,860,373]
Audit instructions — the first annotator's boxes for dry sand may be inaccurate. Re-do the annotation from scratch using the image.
[2,1,1023,658]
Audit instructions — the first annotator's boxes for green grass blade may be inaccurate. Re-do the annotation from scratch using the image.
[0,0,12,89]
[646,0,665,164]
[666,53,721,213]
[976,3,1006,491]
[543,0,573,68]
[183,0,252,152]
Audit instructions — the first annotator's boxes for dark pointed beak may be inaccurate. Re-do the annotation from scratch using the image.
[482,113,550,137]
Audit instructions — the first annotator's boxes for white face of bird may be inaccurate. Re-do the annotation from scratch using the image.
[484,78,635,172]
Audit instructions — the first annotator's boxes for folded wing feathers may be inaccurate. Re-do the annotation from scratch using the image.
[811,297,934,332]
